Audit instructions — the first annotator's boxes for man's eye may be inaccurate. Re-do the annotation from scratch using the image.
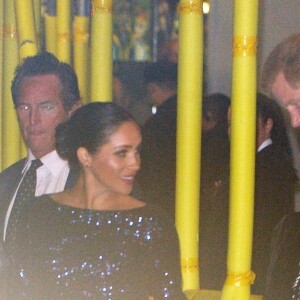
[17,105,30,112]
[40,103,55,111]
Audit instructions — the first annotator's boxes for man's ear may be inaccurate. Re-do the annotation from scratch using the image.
[77,147,92,168]
[266,118,273,135]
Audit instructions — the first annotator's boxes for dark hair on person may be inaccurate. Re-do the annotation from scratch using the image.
[144,61,178,90]
[56,102,139,171]
[11,51,80,111]
[202,93,231,131]
[257,93,293,163]
[261,33,300,95]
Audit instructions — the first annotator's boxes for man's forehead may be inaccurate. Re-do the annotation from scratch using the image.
[272,72,300,106]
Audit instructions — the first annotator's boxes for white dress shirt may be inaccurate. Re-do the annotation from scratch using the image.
[3,150,70,241]
[257,138,273,152]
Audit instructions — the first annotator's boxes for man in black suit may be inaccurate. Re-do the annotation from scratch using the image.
[0,52,81,244]
[138,61,178,217]
[260,33,300,299]
[251,93,297,295]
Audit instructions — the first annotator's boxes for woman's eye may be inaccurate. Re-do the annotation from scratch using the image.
[115,150,127,157]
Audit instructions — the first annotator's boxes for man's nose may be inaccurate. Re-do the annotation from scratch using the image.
[30,108,40,124]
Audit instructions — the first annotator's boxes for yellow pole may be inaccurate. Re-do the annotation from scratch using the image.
[14,0,38,60]
[33,0,41,50]
[221,1,258,299]
[14,0,38,157]
[56,0,71,63]
[176,0,202,294]
[44,13,57,55]
[2,0,21,169]
[73,16,90,104]
[0,0,3,170]
[90,0,113,102]
[44,1,56,55]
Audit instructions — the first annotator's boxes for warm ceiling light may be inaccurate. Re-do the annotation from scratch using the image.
[203,1,210,14]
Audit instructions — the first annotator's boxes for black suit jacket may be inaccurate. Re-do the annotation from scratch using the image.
[252,143,297,295]
[0,158,77,299]
[0,158,77,243]
[138,95,177,217]
[264,212,300,300]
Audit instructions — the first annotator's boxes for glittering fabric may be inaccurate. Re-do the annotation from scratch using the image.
[292,264,300,299]
[7,195,185,299]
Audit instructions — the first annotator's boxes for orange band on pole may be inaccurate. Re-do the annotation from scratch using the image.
[74,27,89,42]
[233,36,257,57]
[177,1,202,14]
[225,271,256,287]
[181,257,199,273]
[3,24,17,38]
[92,0,112,13]
[57,32,71,43]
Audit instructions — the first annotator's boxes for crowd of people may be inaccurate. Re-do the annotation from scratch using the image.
[0,31,300,299]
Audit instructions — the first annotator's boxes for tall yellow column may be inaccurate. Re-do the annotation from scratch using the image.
[56,0,71,63]
[73,15,90,103]
[0,0,3,170]
[33,0,41,49]
[90,0,112,102]
[14,0,38,157]
[14,0,38,60]
[221,1,258,300]
[44,1,56,55]
[176,0,203,294]
[2,0,21,169]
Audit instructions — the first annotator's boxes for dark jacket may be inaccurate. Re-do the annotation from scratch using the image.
[252,143,297,295]
[0,158,77,242]
[138,95,177,217]
[265,212,300,300]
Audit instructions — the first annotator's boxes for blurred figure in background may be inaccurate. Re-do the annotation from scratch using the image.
[252,93,297,295]
[201,93,231,194]
[199,93,231,291]
[113,66,152,126]
[158,38,179,64]
[138,61,178,217]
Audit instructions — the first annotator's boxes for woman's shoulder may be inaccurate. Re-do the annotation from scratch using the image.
[137,204,177,235]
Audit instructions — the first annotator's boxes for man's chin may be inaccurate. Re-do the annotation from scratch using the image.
[28,141,53,158]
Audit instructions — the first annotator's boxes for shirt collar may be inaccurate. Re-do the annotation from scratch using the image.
[257,138,273,152]
[24,150,69,176]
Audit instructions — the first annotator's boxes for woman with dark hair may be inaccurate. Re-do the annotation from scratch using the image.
[7,102,185,299]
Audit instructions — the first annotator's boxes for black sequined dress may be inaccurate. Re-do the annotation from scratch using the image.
[6,195,185,299]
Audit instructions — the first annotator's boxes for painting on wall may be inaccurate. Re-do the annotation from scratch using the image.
[113,0,179,62]
[113,0,152,61]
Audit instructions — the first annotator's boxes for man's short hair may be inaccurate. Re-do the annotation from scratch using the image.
[202,93,231,130]
[11,52,81,111]
[143,61,178,90]
[261,33,300,95]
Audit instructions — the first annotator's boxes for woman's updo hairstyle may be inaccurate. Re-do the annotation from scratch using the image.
[56,102,138,171]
